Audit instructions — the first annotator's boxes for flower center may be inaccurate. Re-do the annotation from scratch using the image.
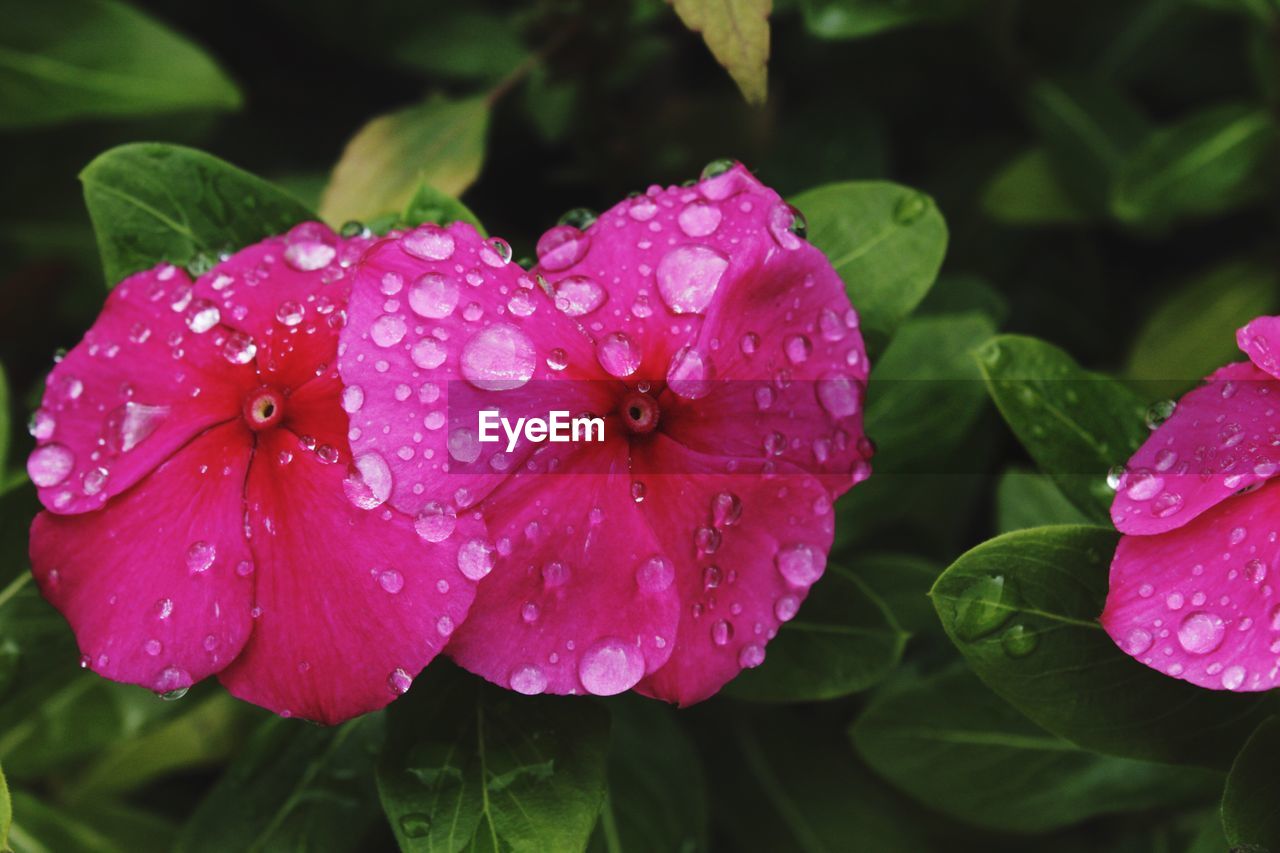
[243,386,285,431]
[619,390,660,435]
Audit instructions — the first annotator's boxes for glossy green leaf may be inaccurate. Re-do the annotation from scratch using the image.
[378,664,609,852]
[725,565,907,702]
[175,715,384,853]
[852,668,1221,832]
[995,469,1090,533]
[81,143,314,287]
[8,790,176,853]
[1027,78,1149,214]
[587,698,707,853]
[670,0,770,104]
[1113,104,1278,226]
[402,183,485,235]
[1126,259,1278,398]
[791,181,948,355]
[975,334,1148,521]
[0,0,240,129]
[798,0,982,39]
[320,94,489,224]
[981,147,1091,226]
[863,311,995,463]
[1222,716,1280,849]
[932,525,1276,767]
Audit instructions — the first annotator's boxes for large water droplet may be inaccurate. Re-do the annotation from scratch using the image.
[655,245,728,314]
[457,539,496,580]
[677,200,722,237]
[408,272,460,319]
[411,338,448,370]
[402,225,455,261]
[460,325,536,390]
[635,555,675,593]
[414,501,458,542]
[775,543,825,587]
[578,638,645,695]
[553,276,607,316]
[104,402,169,454]
[816,373,862,418]
[343,452,393,509]
[536,225,591,271]
[371,314,408,348]
[596,332,640,378]
[666,347,712,399]
[186,541,215,574]
[953,575,1015,642]
[28,443,74,487]
[1177,611,1226,655]
[509,664,548,695]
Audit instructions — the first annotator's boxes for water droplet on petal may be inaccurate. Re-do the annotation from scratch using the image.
[186,541,215,574]
[1177,611,1226,654]
[553,275,607,316]
[457,539,496,580]
[460,325,536,390]
[388,667,413,694]
[597,332,640,377]
[414,501,458,542]
[666,347,712,399]
[509,664,548,695]
[408,272,460,319]
[635,556,675,593]
[578,638,645,695]
[402,225,455,261]
[371,314,408,348]
[343,452,393,510]
[677,200,723,237]
[655,245,728,314]
[776,543,824,587]
[536,225,591,271]
[28,443,74,487]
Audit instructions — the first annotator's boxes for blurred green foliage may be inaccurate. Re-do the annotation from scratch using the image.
[1,0,1280,850]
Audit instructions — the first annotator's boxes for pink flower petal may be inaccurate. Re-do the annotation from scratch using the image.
[216,427,482,723]
[1103,478,1280,692]
[30,422,256,693]
[1236,315,1280,378]
[191,223,377,393]
[659,240,871,496]
[338,222,608,518]
[445,438,680,697]
[27,265,258,515]
[632,437,837,704]
[1111,361,1280,535]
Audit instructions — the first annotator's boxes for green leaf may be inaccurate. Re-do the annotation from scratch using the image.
[319,94,489,225]
[975,334,1148,521]
[1027,78,1150,214]
[0,763,9,852]
[402,182,486,235]
[1126,259,1278,398]
[1223,716,1280,849]
[862,311,995,464]
[670,0,771,105]
[175,715,384,853]
[0,0,240,129]
[852,667,1221,832]
[725,565,907,702]
[63,692,253,801]
[377,664,609,852]
[81,143,314,287]
[8,790,176,853]
[704,711,931,852]
[981,147,1091,226]
[587,698,707,853]
[799,0,983,40]
[931,525,1277,767]
[1112,104,1278,226]
[791,181,948,355]
[995,469,1090,534]
[849,553,942,639]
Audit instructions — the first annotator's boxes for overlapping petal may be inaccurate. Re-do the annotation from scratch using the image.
[218,428,483,723]
[1103,478,1280,692]
[30,422,256,693]
[27,265,258,515]
[1111,362,1280,535]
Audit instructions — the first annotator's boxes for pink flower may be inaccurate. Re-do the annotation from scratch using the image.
[338,164,872,703]
[27,224,482,723]
[1104,315,1280,692]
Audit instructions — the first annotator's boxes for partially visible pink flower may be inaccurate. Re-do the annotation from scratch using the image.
[1104,315,1280,692]
[27,224,481,723]
[338,164,871,704]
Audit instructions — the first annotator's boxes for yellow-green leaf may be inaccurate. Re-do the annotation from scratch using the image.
[319,94,489,225]
[670,0,771,104]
